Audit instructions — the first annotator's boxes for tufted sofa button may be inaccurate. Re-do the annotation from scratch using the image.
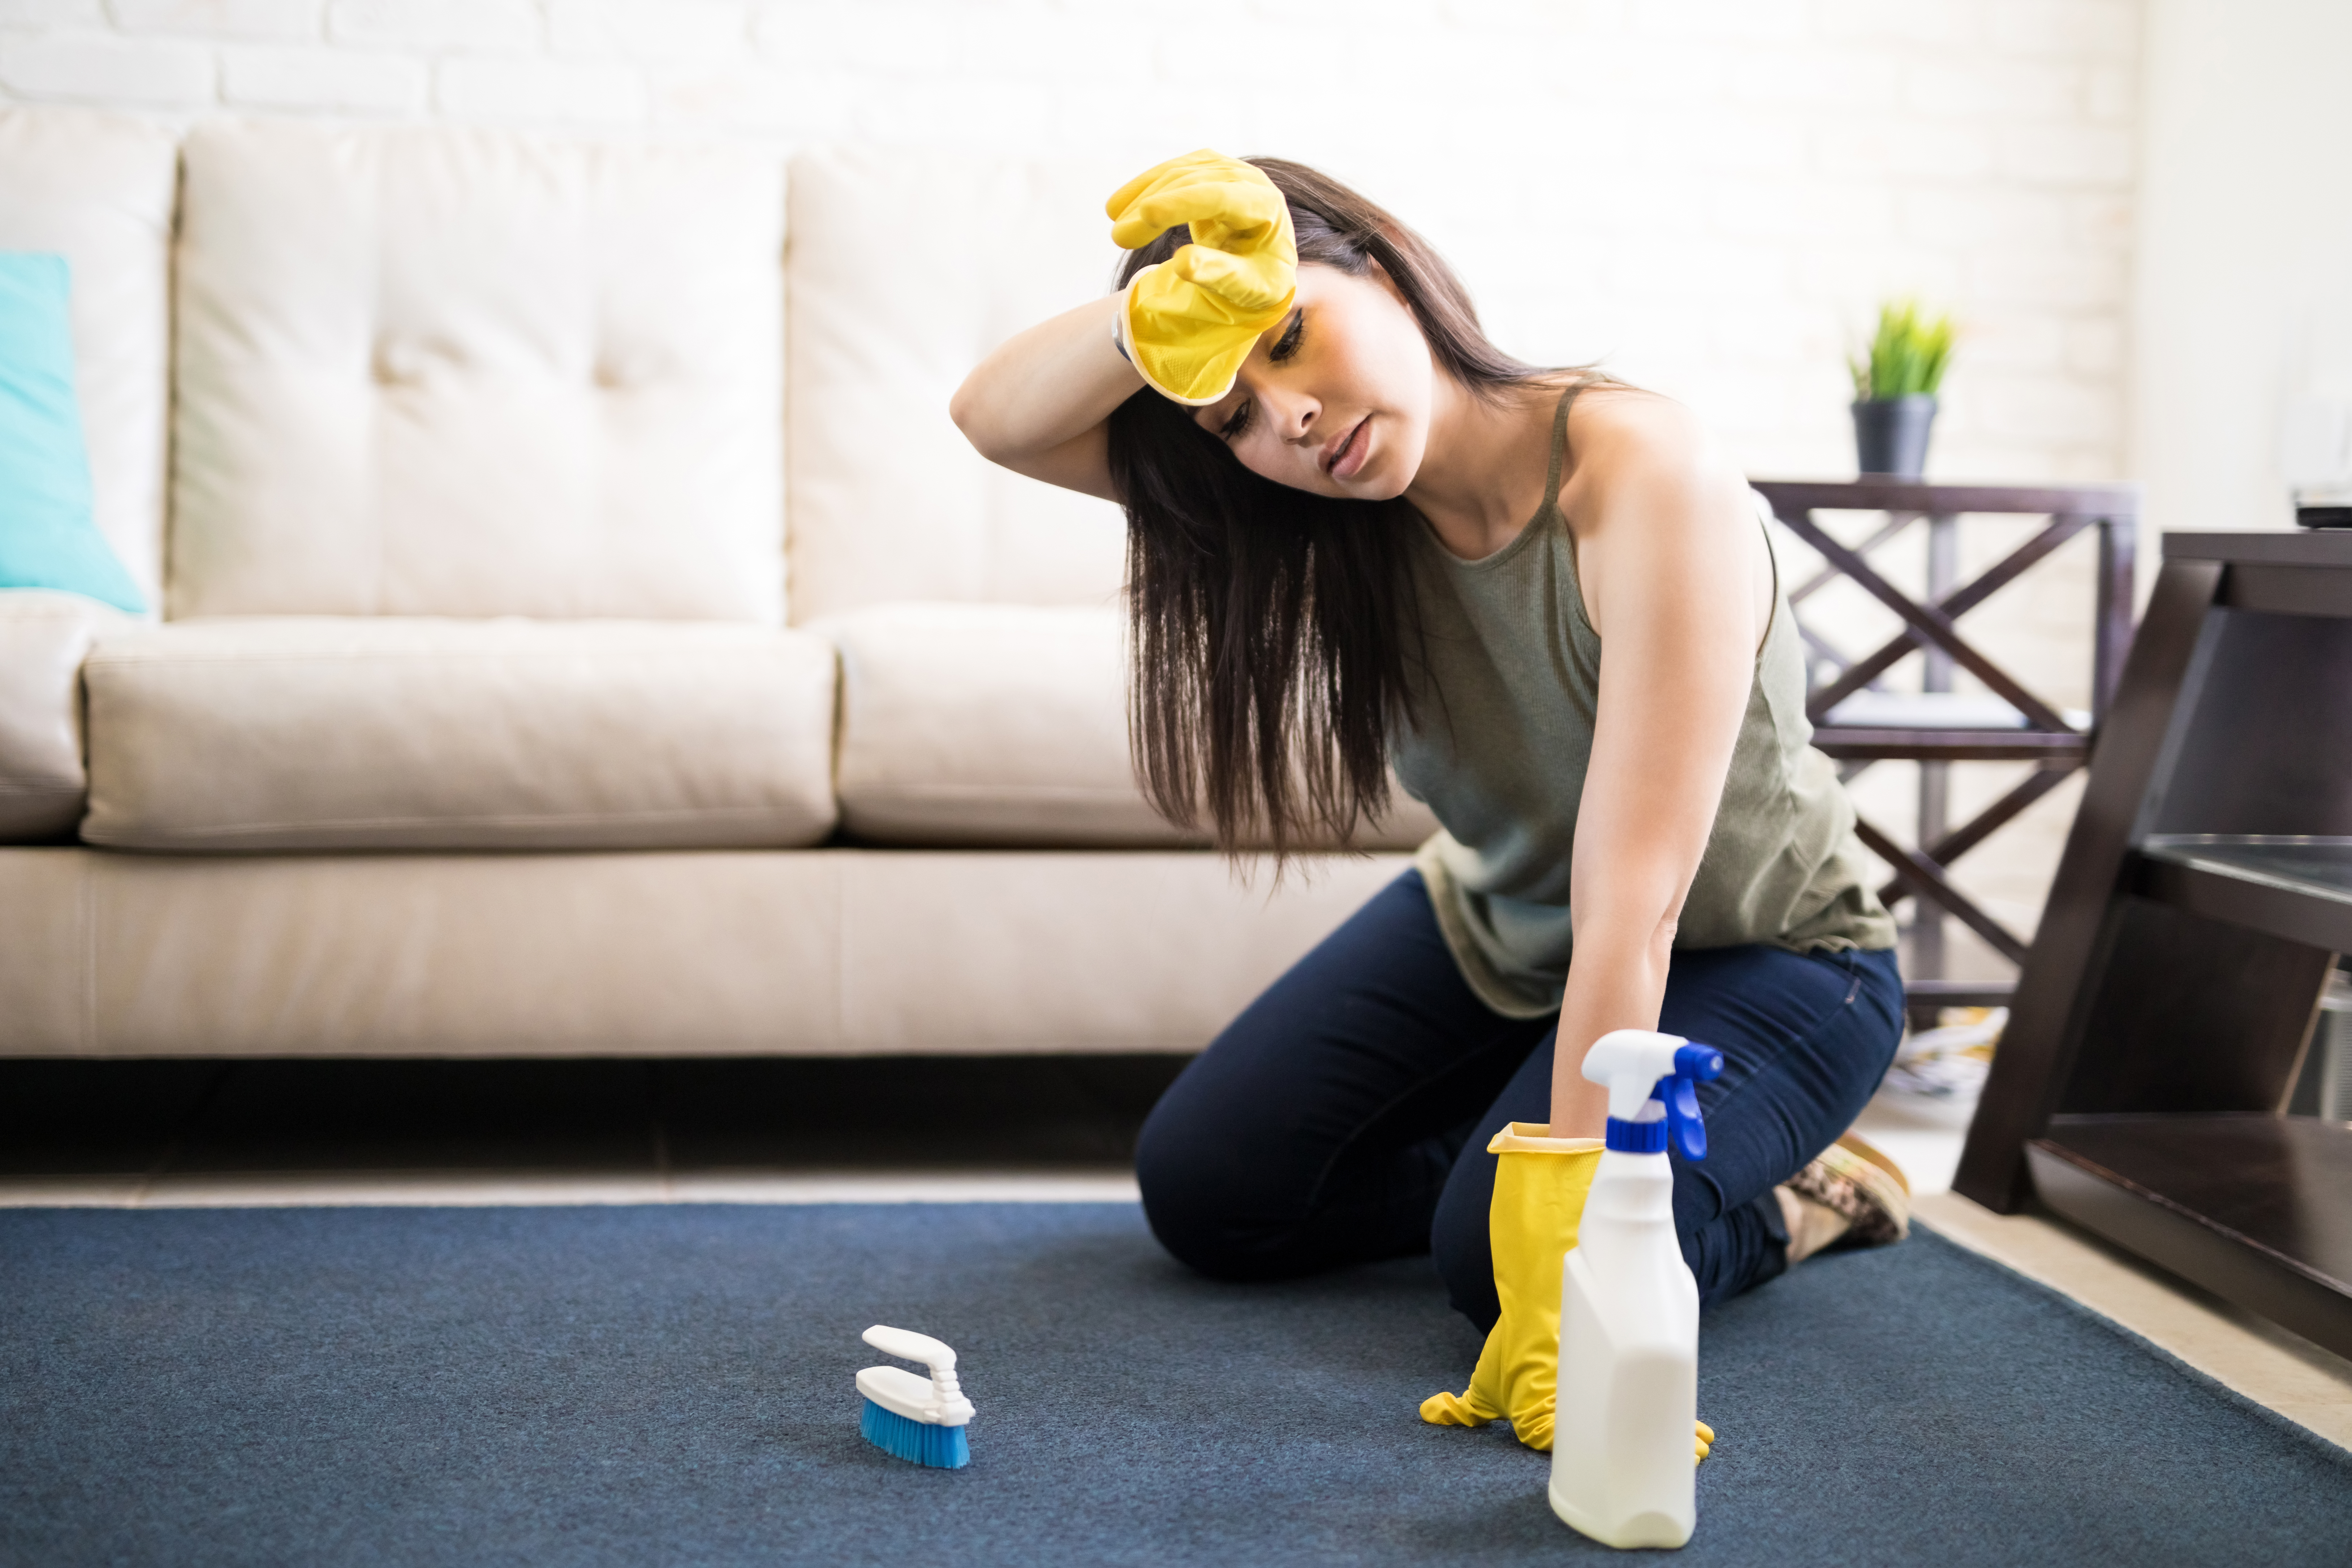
[372,335,427,385]
[595,351,651,389]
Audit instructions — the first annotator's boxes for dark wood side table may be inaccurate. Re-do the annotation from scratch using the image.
[1752,480,2138,1026]
[1956,530,2352,1357]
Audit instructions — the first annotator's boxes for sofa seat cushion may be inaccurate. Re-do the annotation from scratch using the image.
[81,618,837,851]
[1,589,130,840]
[820,603,1436,850]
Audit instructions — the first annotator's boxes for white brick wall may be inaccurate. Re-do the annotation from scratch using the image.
[111,0,319,39]
[220,41,421,111]
[328,0,540,53]
[0,0,2150,948]
[0,2,2140,474]
[2136,0,2352,537]
[0,29,212,102]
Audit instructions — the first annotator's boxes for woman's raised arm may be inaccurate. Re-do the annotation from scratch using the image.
[949,293,1140,503]
[954,150,1301,505]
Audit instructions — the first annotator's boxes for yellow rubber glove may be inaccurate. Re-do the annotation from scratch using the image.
[1105,149,1297,406]
[1420,1124,1715,1463]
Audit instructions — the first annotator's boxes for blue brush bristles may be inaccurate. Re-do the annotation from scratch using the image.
[861,1396,970,1469]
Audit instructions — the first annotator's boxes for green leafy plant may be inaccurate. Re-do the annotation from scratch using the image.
[1850,300,1956,401]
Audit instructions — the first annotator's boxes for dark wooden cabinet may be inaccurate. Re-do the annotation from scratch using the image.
[1956,530,2352,1357]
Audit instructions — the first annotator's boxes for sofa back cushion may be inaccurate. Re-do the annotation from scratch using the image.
[0,111,177,615]
[171,123,786,622]
[785,148,1129,622]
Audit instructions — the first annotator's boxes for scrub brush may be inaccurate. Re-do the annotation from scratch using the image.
[856,1324,974,1469]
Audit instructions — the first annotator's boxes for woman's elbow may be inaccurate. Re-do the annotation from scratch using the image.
[1571,895,1682,969]
[947,378,988,449]
[1647,909,1680,963]
[948,381,1028,470]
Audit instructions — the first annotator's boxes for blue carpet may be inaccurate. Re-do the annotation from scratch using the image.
[1,1204,2345,1567]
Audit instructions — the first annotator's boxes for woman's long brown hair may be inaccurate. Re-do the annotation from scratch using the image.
[1107,158,1563,860]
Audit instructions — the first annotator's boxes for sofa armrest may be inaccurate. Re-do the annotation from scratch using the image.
[0,590,127,839]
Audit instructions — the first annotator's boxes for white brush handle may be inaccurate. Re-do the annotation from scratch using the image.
[863,1324,955,1371]
[860,1325,973,1425]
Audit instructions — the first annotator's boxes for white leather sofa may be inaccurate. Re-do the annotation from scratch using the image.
[0,109,1427,1059]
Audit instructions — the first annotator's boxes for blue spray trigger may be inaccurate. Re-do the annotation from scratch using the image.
[1646,1044,1724,1162]
[1667,1077,1706,1161]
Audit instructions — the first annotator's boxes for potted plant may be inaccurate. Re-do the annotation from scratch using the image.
[1849,300,1955,478]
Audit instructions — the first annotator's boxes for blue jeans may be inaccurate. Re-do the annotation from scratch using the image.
[1134,869,1905,1332]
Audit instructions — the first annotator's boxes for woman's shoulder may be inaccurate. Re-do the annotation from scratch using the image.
[1562,383,1718,493]
[1554,380,1772,638]
[1556,384,1746,544]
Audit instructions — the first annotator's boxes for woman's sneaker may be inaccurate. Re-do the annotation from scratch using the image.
[1780,1132,1912,1256]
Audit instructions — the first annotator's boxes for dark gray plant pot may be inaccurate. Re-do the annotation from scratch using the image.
[1852,395,1938,478]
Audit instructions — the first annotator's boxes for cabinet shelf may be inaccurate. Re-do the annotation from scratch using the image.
[2028,1114,2352,1358]
[2135,835,2352,953]
[1811,726,2088,763]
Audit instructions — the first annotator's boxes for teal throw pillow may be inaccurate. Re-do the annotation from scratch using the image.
[0,252,145,613]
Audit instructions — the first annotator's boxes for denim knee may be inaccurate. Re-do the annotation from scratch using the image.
[1133,1098,1216,1274]
[1132,1093,1281,1282]
[1430,1166,1500,1335]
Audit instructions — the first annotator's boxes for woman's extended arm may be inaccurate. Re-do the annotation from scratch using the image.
[948,293,1140,503]
[1550,395,1770,1138]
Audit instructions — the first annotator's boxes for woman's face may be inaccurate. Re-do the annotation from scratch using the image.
[1190,261,1435,501]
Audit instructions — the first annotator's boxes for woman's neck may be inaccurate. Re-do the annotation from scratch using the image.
[1403,374,1564,562]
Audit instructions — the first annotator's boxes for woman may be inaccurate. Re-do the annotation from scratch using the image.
[950,151,1908,1335]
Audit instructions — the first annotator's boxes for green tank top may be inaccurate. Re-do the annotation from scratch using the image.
[1391,383,1895,1019]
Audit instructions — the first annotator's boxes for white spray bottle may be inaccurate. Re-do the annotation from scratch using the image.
[1550,1028,1725,1550]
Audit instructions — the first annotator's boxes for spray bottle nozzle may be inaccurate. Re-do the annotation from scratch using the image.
[1582,1031,1725,1161]
[1654,1044,1724,1160]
